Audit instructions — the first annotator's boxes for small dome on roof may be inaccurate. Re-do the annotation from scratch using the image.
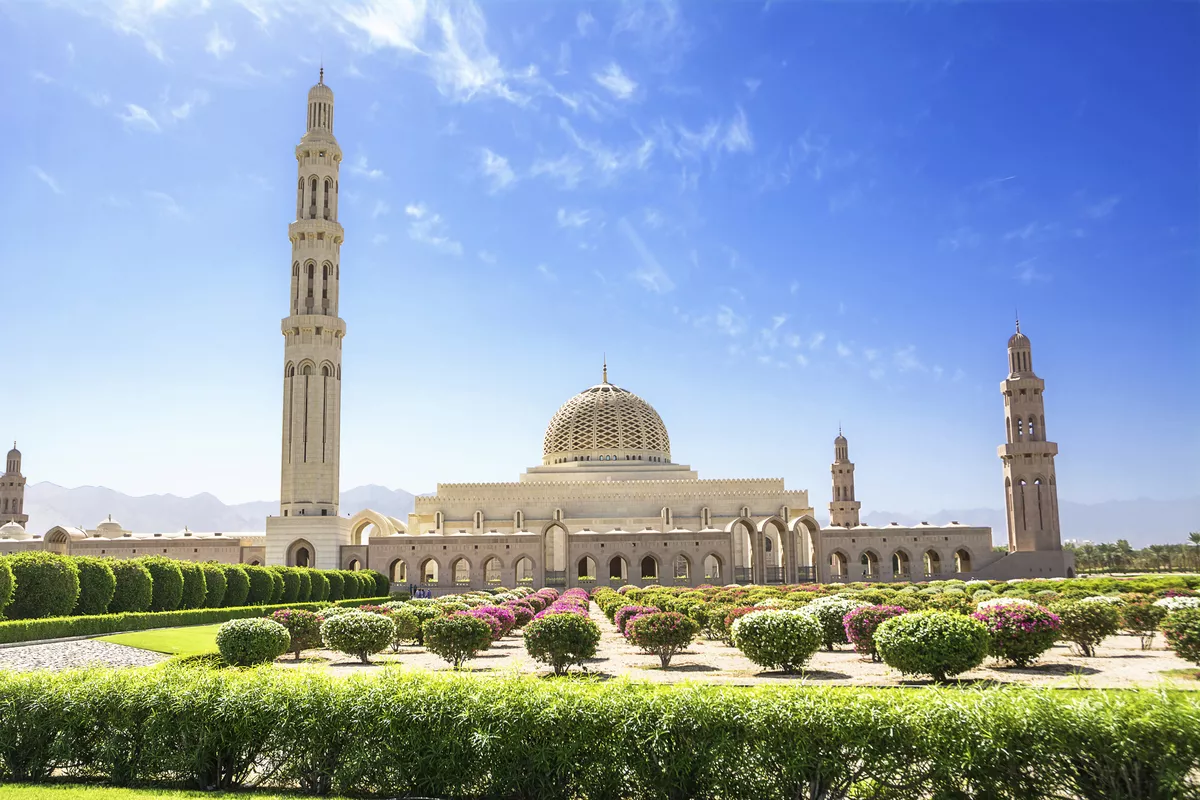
[0,520,27,539]
[97,515,122,532]
[6,442,18,459]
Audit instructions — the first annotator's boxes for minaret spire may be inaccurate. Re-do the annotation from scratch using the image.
[829,429,860,528]
[602,354,608,384]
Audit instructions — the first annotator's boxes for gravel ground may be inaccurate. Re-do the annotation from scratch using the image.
[0,639,167,672]
[285,603,1200,688]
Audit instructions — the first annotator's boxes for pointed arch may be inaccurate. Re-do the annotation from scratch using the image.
[286,538,315,568]
[349,508,401,545]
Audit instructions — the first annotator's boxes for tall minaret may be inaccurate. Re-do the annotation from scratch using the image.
[998,320,1062,552]
[279,70,345,519]
[829,429,861,528]
[1,443,28,529]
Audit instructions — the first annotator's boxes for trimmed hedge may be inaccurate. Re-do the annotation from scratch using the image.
[177,561,207,610]
[0,596,391,644]
[220,564,250,607]
[71,556,116,616]
[138,557,183,613]
[107,559,153,613]
[0,670,1195,799]
[5,552,80,620]
[199,562,227,608]
[326,571,344,601]
[0,558,12,617]
[245,566,274,605]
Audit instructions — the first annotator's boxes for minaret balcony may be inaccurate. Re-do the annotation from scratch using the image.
[997,441,1058,459]
[289,219,344,243]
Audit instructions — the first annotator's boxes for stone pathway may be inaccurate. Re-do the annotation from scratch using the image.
[0,639,167,672]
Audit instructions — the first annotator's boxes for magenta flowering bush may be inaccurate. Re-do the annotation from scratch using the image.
[356,604,393,616]
[535,601,588,620]
[502,601,534,627]
[616,605,661,636]
[627,611,699,668]
[562,588,590,602]
[972,603,1061,666]
[455,608,506,641]
[843,605,909,662]
[477,605,516,637]
[271,608,322,659]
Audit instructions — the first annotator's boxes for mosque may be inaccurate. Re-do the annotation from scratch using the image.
[1,74,1074,586]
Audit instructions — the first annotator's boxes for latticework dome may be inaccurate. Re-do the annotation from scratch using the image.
[543,380,671,464]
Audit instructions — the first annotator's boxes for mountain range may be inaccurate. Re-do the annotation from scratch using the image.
[22,482,1198,548]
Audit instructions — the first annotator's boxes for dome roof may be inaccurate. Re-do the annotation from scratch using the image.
[96,515,123,534]
[6,442,18,459]
[1008,331,1030,348]
[543,379,671,462]
[0,520,26,539]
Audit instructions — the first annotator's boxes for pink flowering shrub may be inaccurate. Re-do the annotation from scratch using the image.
[627,611,699,668]
[477,605,516,637]
[972,603,1061,666]
[616,605,661,636]
[357,604,393,616]
[843,605,909,662]
[535,601,588,620]
[271,608,322,660]
[455,609,506,641]
[502,602,534,627]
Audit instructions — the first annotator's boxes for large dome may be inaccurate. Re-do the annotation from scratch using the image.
[543,379,671,464]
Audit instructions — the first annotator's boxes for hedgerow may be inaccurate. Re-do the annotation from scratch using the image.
[0,558,12,617]
[71,556,116,616]
[0,670,1195,798]
[200,562,228,608]
[137,557,183,612]
[220,564,251,607]
[5,552,80,620]
[107,559,153,613]
[177,561,207,610]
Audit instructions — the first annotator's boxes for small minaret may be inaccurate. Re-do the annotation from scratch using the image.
[829,428,861,528]
[998,319,1062,551]
[279,70,346,518]
[1,443,29,528]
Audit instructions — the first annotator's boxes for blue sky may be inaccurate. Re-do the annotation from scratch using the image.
[3,0,1197,516]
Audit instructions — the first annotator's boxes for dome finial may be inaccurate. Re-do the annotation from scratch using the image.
[1015,309,1020,335]
[319,65,324,85]
[602,353,608,384]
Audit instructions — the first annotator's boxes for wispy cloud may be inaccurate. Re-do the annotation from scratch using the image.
[30,166,63,194]
[576,10,595,36]
[938,226,980,252]
[744,78,761,94]
[556,208,591,228]
[145,190,184,218]
[557,118,655,181]
[530,155,584,189]
[893,345,925,373]
[169,89,209,121]
[206,23,234,58]
[1084,195,1120,219]
[722,106,753,153]
[371,199,390,219]
[119,103,160,132]
[1015,257,1050,285]
[809,332,826,350]
[405,201,462,255]
[371,233,388,245]
[479,148,515,192]
[620,218,674,293]
[716,305,745,337]
[478,250,497,264]
[349,154,385,180]
[593,62,637,100]
[836,342,853,358]
[537,263,556,281]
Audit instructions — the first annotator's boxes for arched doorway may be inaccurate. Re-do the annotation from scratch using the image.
[287,538,314,568]
[829,551,848,580]
[544,523,567,586]
[673,554,690,583]
[346,558,361,571]
[760,518,787,584]
[702,553,722,583]
[577,555,597,581]
[420,558,439,584]
[729,518,754,583]
[640,555,658,582]
[923,550,942,577]
[891,550,911,580]
[608,555,628,584]
[452,557,470,584]
[484,557,502,585]
[389,559,407,583]
[514,556,534,584]
[860,551,879,580]
[954,549,972,574]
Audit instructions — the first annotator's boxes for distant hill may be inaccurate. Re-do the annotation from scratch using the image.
[23,482,1197,547]
[24,482,418,534]
[864,496,1200,548]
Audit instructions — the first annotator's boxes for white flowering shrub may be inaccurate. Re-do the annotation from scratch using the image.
[976,597,1040,611]
[1155,597,1200,611]
[731,610,822,673]
[1079,595,1125,605]
[803,596,867,649]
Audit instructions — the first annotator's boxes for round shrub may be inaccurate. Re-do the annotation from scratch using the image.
[308,569,329,602]
[731,610,822,673]
[971,603,1060,667]
[503,602,534,628]
[271,608,322,659]
[423,613,493,669]
[321,610,393,664]
[177,561,207,610]
[268,570,285,603]
[0,558,12,617]
[875,611,989,682]
[71,556,116,616]
[273,567,300,603]
[390,607,422,650]
[295,569,312,602]
[107,559,153,613]
[200,562,227,608]
[216,617,290,666]
[627,611,699,668]
[325,571,344,601]
[407,604,442,644]
[455,608,504,641]
[244,566,275,605]
[137,556,183,612]
[476,605,516,638]
[1121,601,1168,650]
[925,592,973,615]
[523,612,601,675]
[1162,608,1200,667]
[6,551,80,619]
[220,564,250,607]
[616,605,661,636]
[1050,599,1120,657]
[340,571,361,600]
[843,605,909,662]
[805,596,867,650]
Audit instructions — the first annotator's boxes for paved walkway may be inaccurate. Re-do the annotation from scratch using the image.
[0,639,167,672]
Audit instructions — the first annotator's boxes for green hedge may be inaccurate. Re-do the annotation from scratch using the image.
[5,552,80,619]
[71,556,116,616]
[0,670,1194,798]
[0,596,390,645]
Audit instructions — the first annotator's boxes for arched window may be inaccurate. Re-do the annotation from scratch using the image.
[661,507,672,527]
[452,558,470,584]
[484,557,502,584]
[640,555,658,581]
[1006,416,1012,442]
[390,559,406,583]
[474,510,483,529]
[860,551,879,578]
[301,364,313,376]
[829,551,848,579]
[297,177,304,217]
[701,507,711,528]
[347,558,361,571]
[703,553,722,581]
[323,178,331,219]
[514,556,534,583]
[923,550,941,576]
[321,364,331,377]
[954,549,972,573]
[434,511,444,530]
[608,555,628,582]
[514,510,524,530]
[421,558,439,584]
[1016,418,1024,441]
[891,550,910,578]
[764,536,773,553]
[673,554,690,581]
[577,556,597,580]
[309,177,318,218]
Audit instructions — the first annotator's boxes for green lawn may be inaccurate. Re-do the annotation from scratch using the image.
[98,623,223,655]
[0,786,343,799]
